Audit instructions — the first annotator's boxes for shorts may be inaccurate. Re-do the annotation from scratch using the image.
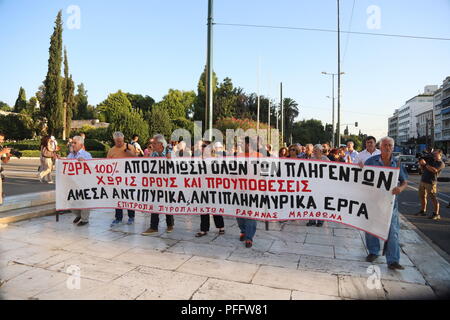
[418,182,437,200]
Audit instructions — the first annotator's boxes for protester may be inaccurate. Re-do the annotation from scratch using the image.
[212,141,227,157]
[130,134,144,157]
[329,148,345,162]
[174,140,192,158]
[363,136,408,270]
[300,143,313,159]
[265,144,273,157]
[236,137,262,248]
[67,135,92,226]
[107,131,138,227]
[67,138,74,154]
[0,132,11,205]
[278,147,288,158]
[143,138,154,157]
[306,144,330,227]
[344,140,359,163]
[38,135,58,184]
[80,133,86,150]
[321,143,331,158]
[287,144,301,158]
[141,134,175,235]
[357,136,381,164]
[415,149,445,220]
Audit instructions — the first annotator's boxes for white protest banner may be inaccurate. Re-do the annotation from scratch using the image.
[56,157,399,240]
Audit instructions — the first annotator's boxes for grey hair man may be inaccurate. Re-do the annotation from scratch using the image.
[142,134,175,235]
[68,135,93,226]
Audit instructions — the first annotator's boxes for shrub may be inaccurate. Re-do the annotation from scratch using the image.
[0,113,35,140]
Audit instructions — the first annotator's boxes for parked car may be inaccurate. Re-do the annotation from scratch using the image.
[398,155,419,173]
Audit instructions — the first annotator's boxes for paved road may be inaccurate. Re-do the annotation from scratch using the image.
[2,158,450,256]
[399,166,450,257]
[2,159,55,197]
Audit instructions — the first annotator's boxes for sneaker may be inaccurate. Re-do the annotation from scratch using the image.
[428,212,438,220]
[414,210,426,216]
[77,221,88,226]
[141,228,158,236]
[166,226,174,233]
[110,219,122,227]
[432,214,441,221]
[366,253,378,262]
[73,217,81,224]
[239,233,245,241]
[245,240,253,248]
[388,262,404,270]
[306,221,316,227]
[47,181,54,184]
[127,217,134,225]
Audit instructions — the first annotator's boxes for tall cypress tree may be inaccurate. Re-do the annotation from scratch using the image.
[13,87,27,113]
[63,47,75,137]
[43,10,64,137]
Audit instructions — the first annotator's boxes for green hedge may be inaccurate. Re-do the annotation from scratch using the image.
[19,150,106,158]
[7,139,109,153]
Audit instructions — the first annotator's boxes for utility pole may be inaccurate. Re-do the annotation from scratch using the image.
[206,0,214,141]
[336,0,342,147]
[257,57,260,135]
[280,82,284,146]
[62,102,67,140]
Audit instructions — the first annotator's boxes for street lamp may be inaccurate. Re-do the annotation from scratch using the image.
[321,71,345,147]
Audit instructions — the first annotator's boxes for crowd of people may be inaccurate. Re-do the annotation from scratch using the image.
[34,130,446,271]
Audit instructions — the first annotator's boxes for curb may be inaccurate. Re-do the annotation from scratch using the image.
[399,212,450,265]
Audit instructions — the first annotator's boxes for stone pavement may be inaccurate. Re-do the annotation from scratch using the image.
[0,210,448,300]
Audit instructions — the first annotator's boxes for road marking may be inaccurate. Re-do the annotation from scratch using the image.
[407,185,450,203]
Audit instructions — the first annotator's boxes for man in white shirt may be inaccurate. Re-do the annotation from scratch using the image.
[357,136,381,164]
[67,135,92,226]
[344,140,359,163]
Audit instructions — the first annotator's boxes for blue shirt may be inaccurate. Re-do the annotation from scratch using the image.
[345,150,359,163]
[364,154,407,210]
[151,149,172,157]
[67,149,93,160]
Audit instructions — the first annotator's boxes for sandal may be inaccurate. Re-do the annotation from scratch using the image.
[195,232,208,237]
[219,229,225,235]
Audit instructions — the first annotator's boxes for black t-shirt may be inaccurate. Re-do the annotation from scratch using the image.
[421,159,445,184]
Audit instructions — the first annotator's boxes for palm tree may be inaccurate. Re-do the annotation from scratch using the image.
[282,98,299,144]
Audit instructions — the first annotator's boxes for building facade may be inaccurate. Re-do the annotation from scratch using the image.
[390,85,436,146]
[415,109,434,142]
[434,76,450,152]
[388,109,398,142]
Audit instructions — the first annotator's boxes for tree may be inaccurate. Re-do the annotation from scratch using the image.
[107,109,149,144]
[96,90,132,123]
[126,93,155,114]
[147,105,173,140]
[74,83,89,119]
[43,10,64,137]
[13,87,27,113]
[193,66,218,127]
[63,47,75,136]
[291,119,331,145]
[282,97,299,144]
[214,77,236,122]
[0,101,11,112]
[155,89,196,120]
[26,97,39,115]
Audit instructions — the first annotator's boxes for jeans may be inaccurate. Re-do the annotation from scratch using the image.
[365,207,400,265]
[236,218,257,241]
[200,214,224,232]
[150,213,174,230]
[115,209,135,221]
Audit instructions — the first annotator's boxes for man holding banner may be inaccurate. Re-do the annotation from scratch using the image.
[67,135,92,226]
[363,136,408,270]
[141,134,175,235]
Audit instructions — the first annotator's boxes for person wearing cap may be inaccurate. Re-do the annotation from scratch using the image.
[306,144,330,227]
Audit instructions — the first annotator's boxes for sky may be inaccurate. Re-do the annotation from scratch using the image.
[1,0,449,139]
